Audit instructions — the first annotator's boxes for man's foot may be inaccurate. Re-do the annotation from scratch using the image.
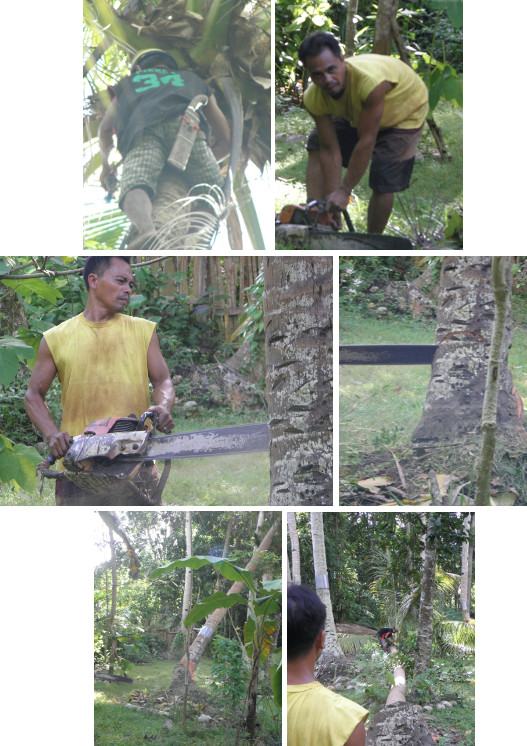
[126,230,157,251]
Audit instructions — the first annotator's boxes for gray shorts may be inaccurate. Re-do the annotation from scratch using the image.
[307,117,424,193]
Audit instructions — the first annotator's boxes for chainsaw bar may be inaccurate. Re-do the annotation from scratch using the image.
[91,422,270,463]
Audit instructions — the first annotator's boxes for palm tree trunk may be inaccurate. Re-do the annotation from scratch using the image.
[287,512,302,584]
[414,516,437,676]
[264,257,333,505]
[310,512,343,659]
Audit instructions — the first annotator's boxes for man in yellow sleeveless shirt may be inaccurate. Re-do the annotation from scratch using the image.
[287,584,368,746]
[298,32,428,234]
[24,256,175,505]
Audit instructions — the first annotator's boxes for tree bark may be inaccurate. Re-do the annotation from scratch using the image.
[181,512,193,632]
[310,512,343,659]
[475,258,514,504]
[460,513,474,620]
[168,518,280,693]
[414,516,436,677]
[264,258,333,505]
[344,0,359,55]
[108,528,118,675]
[412,257,526,444]
[287,512,302,584]
[372,0,397,55]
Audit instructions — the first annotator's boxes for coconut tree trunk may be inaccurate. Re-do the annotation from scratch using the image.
[310,512,343,659]
[287,512,302,584]
[413,257,526,444]
[414,516,437,676]
[460,513,474,621]
[263,257,333,505]
[107,528,118,675]
[168,518,280,692]
[181,512,193,632]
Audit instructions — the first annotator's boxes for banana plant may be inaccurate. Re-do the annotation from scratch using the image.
[151,555,282,738]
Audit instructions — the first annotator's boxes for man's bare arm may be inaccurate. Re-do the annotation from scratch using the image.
[98,99,118,188]
[312,112,343,197]
[147,332,175,433]
[24,338,72,459]
[344,720,366,746]
[326,81,392,214]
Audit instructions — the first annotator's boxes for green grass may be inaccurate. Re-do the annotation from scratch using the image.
[339,306,527,462]
[276,100,462,246]
[95,658,281,745]
[339,310,436,459]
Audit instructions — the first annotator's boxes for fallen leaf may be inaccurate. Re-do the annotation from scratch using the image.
[490,493,516,506]
[357,476,394,492]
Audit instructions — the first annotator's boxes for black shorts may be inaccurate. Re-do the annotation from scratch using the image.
[306,117,423,193]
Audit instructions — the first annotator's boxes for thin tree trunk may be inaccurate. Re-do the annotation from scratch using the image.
[108,528,118,675]
[168,518,280,693]
[344,0,359,55]
[181,511,193,632]
[310,512,343,659]
[372,0,397,55]
[475,258,513,505]
[287,512,301,584]
[414,516,437,676]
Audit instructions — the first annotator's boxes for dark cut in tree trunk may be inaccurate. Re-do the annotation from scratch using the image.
[412,257,526,444]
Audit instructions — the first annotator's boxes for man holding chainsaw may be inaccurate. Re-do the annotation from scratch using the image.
[99,49,231,249]
[24,256,175,505]
[298,32,428,234]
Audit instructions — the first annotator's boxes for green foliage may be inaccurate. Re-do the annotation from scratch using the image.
[210,635,249,714]
[275,0,337,96]
[0,435,42,492]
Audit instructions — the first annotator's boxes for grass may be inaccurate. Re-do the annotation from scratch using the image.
[95,658,281,745]
[340,306,527,461]
[275,100,462,247]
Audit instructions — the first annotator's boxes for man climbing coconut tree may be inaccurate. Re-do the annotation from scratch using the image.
[99,49,231,249]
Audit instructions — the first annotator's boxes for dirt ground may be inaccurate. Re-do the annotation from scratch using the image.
[340,437,527,506]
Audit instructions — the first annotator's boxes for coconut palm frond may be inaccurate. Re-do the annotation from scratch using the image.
[337,634,374,655]
[436,619,475,657]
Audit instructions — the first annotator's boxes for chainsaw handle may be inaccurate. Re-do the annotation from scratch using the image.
[139,411,159,433]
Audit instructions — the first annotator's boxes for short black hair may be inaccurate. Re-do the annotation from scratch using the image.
[83,256,131,290]
[298,32,342,66]
[287,584,326,660]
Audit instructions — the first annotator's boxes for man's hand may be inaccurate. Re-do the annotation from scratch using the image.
[47,431,73,460]
[100,164,118,193]
[326,185,351,215]
[148,405,174,434]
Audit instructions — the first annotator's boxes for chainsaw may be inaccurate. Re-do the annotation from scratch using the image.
[38,412,269,504]
[277,199,354,232]
[276,199,413,250]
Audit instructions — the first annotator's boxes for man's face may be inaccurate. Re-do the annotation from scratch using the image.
[89,259,135,312]
[305,48,347,98]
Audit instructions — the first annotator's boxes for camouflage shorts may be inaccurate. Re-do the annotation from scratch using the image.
[119,117,224,206]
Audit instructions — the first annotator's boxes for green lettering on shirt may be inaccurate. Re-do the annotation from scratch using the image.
[133,69,185,93]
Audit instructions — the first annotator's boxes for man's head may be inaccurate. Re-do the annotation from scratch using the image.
[288,584,326,661]
[83,256,134,312]
[131,49,179,73]
[298,32,347,99]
